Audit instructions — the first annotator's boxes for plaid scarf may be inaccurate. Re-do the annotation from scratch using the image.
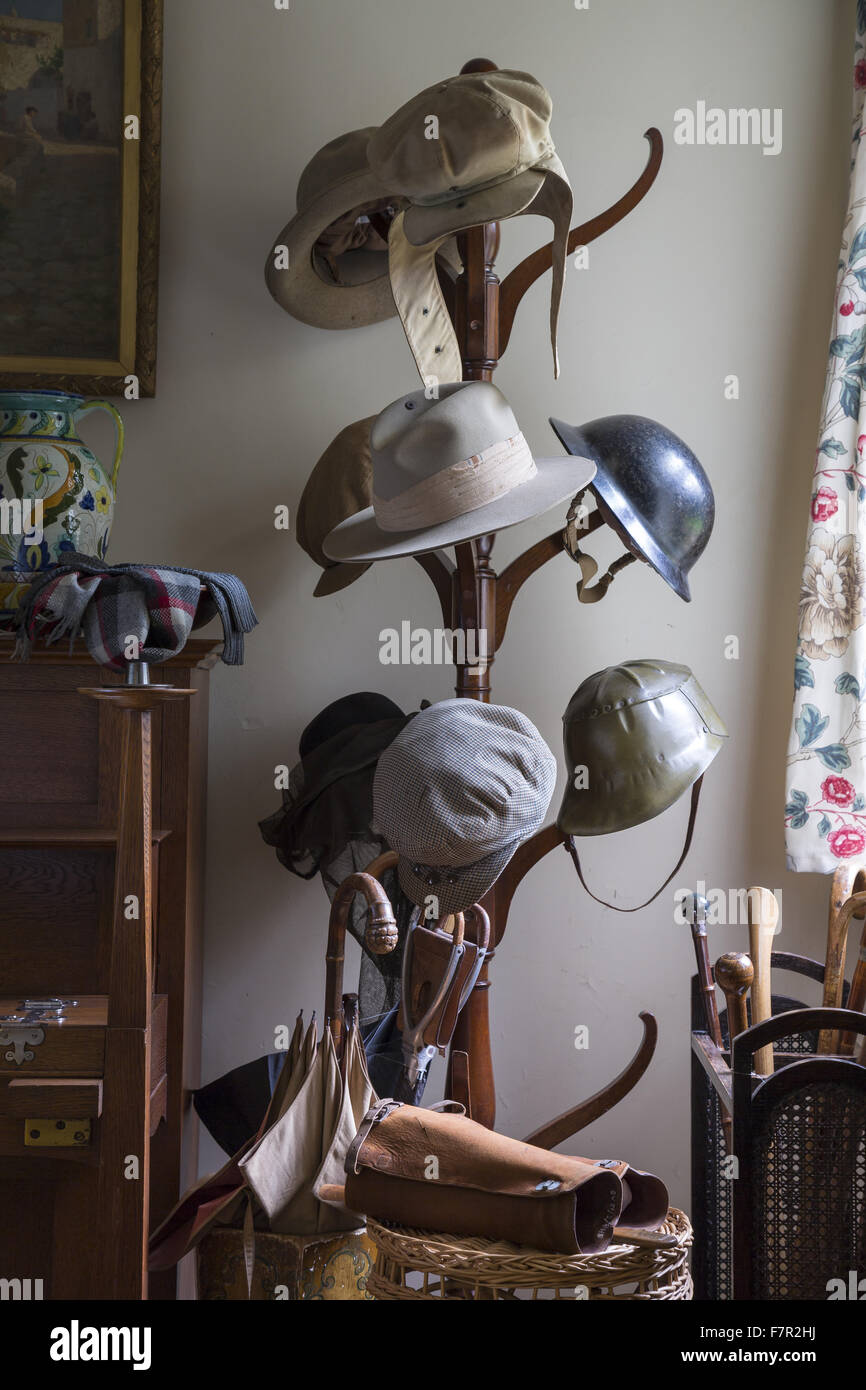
[14,555,257,669]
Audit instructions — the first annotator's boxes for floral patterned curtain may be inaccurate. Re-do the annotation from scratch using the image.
[786,3,866,872]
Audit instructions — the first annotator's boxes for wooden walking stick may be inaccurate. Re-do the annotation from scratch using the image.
[714,952,753,1043]
[685,893,723,1048]
[820,866,866,1053]
[747,888,779,1076]
[711,952,752,1155]
[839,913,866,1055]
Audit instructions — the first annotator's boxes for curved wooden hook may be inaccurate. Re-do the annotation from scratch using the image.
[491,823,565,944]
[498,127,664,355]
[495,507,605,648]
[524,1011,658,1150]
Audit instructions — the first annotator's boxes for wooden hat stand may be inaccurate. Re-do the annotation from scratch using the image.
[392,59,664,1135]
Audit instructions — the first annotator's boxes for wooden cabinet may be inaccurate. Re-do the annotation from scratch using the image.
[0,637,217,1299]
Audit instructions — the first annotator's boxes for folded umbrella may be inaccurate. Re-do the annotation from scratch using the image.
[194,1053,283,1159]
[240,1001,374,1235]
[149,1012,316,1271]
[150,870,398,1273]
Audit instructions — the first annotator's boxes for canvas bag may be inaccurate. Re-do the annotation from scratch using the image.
[344,1100,668,1255]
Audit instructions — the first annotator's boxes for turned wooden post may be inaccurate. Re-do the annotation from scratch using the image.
[81,678,196,1298]
[435,57,664,1126]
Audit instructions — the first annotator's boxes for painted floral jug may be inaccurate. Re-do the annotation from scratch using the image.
[0,390,124,619]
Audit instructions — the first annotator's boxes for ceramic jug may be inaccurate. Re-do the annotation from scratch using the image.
[0,390,124,618]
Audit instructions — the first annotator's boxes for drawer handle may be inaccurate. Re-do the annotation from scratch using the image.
[0,1027,44,1067]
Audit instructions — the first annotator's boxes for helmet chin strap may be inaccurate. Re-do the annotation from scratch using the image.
[562,492,637,603]
[564,777,704,911]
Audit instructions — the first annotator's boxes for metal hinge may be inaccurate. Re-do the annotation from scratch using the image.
[0,998,78,1024]
[25,1119,91,1147]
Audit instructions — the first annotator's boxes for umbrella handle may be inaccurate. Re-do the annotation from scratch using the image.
[326,872,397,1053]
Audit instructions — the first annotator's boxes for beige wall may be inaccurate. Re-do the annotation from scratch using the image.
[93,0,853,1197]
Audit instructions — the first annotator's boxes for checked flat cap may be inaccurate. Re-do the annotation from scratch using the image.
[372,698,556,916]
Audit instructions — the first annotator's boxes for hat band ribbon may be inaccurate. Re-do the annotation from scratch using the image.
[373,432,536,533]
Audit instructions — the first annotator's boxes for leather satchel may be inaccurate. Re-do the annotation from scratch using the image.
[398,907,489,1053]
[344,1100,668,1255]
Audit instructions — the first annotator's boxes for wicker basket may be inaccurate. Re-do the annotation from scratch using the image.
[366,1208,693,1301]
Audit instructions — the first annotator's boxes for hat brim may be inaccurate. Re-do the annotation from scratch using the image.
[396,837,518,917]
[321,454,596,562]
[556,733,725,837]
[312,561,371,597]
[548,418,692,602]
[403,167,545,248]
[266,166,399,331]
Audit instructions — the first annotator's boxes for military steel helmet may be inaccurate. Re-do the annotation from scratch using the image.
[558,659,727,837]
[549,414,714,601]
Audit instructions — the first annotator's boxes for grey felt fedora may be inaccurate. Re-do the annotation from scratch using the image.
[372,698,557,916]
[322,382,595,562]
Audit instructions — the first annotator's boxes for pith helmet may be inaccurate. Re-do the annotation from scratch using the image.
[558,659,727,837]
[549,415,714,601]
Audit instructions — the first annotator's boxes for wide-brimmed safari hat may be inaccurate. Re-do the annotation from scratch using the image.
[369,69,573,383]
[322,382,595,563]
[265,126,461,333]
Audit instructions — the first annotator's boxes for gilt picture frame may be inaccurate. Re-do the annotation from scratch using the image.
[0,0,162,396]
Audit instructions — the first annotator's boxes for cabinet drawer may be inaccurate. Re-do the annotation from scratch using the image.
[0,1024,105,1077]
[0,1079,103,1118]
[0,995,167,1081]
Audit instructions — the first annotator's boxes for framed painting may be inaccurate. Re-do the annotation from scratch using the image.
[0,0,162,396]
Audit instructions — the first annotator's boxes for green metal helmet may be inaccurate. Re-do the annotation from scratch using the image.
[557,659,727,837]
